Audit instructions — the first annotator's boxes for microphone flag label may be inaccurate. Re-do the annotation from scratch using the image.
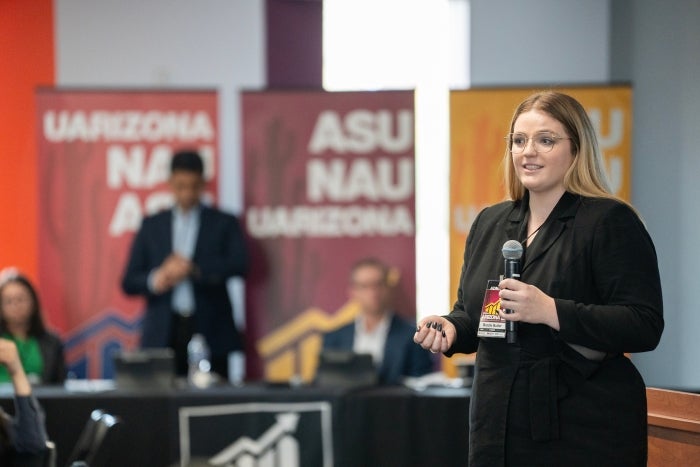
[477,280,507,339]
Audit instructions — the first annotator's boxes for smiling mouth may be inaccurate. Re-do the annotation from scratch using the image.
[523,164,543,170]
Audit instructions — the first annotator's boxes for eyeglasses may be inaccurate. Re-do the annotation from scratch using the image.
[352,280,387,291]
[505,132,572,154]
[1,296,30,307]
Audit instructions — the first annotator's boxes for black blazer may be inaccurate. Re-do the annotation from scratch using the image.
[323,313,434,385]
[445,192,664,466]
[37,332,66,384]
[121,206,248,357]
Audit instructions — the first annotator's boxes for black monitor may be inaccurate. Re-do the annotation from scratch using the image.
[315,350,378,388]
[112,348,175,390]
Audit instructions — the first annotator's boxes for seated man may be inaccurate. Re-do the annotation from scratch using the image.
[0,337,48,461]
[322,258,433,385]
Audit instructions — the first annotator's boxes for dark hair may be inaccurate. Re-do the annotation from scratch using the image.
[0,274,47,337]
[170,150,204,176]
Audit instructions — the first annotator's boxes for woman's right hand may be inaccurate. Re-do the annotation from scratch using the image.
[414,315,456,355]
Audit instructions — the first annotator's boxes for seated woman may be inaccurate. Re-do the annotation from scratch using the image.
[0,337,48,459]
[0,270,66,385]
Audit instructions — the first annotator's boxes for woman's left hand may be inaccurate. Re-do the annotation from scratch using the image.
[497,278,560,330]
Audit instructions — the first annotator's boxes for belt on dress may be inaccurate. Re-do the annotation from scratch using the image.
[527,344,621,442]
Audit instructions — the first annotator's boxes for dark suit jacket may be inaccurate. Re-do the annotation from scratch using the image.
[322,313,434,385]
[121,205,248,357]
[445,192,664,467]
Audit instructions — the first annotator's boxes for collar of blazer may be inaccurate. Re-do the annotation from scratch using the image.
[505,191,581,271]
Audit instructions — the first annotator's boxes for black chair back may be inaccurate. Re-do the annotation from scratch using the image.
[65,409,122,467]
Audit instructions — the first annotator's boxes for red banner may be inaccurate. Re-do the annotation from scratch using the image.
[242,91,416,381]
[35,89,219,378]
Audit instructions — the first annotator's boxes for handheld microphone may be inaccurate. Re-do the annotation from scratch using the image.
[502,240,523,344]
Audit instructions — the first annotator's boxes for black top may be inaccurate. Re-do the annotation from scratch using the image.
[445,192,664,466]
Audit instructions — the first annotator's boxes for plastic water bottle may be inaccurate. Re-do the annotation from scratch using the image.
[187,333,211,387]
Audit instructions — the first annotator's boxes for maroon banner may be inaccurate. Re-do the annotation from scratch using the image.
[242,90,416,381]
[35,89,218,378]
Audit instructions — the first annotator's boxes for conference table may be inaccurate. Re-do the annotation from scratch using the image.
[0,381,471,467]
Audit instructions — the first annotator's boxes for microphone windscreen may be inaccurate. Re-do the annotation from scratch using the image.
[502,240,523,260]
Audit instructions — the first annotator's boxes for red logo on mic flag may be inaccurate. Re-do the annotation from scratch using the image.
[477,281,507,339]
[482,288,501,315]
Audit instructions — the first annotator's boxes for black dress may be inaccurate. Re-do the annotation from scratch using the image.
[445,192,664,467]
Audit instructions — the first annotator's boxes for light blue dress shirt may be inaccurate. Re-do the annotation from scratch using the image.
[171,205,200,316]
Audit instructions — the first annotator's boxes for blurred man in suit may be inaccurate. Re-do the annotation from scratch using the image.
[121,150,248,379]
[322,258,433,385]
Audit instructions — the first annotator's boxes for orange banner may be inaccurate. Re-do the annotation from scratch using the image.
[449,85,632,352]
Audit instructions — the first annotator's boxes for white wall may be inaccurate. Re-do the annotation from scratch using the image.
[470,0,609,86]
[55,0,266,213]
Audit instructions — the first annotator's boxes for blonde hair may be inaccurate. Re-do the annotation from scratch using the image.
[503,91,623,205]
